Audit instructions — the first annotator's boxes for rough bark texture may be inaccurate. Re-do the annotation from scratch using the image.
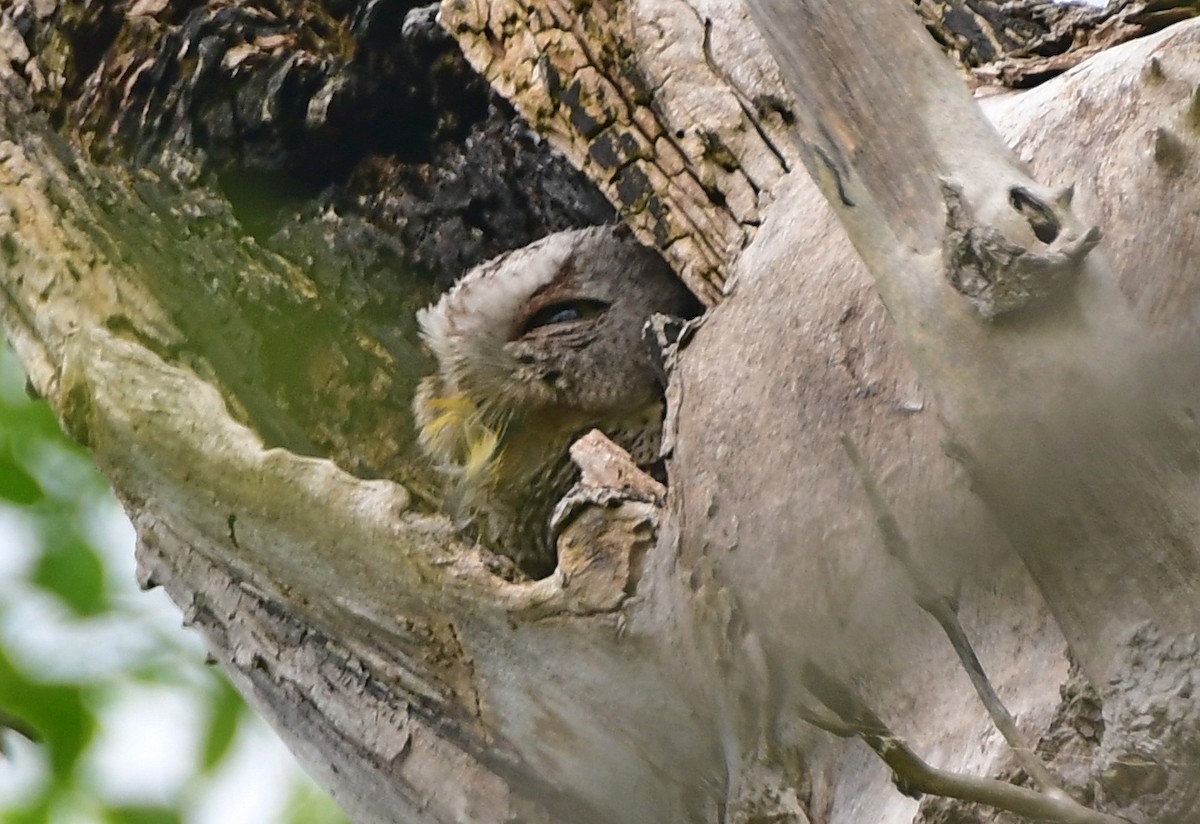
[3,0,622,503]
[3,0,1200,823]
[745,0,1200,687]
[440,0,798,304]
[915,0,1200,87]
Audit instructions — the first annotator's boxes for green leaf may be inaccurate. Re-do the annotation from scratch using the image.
[30,532,108,616]
[102,806,183,824]
[0,451,43,505]
[0,384,73,450]
[0,796,54,824]
[0,705,41,745]
[0,648,95,780]
[199,678,245,771]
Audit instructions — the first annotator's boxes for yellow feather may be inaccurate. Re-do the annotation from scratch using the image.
[423,408,462,441]
[416,388,505,487]
[426,393,476,415]
[463,427,502,483]
[417,392,477,456]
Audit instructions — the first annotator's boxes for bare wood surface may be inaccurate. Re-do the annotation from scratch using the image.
[741,0,1200,687]
[4,1,1200,822]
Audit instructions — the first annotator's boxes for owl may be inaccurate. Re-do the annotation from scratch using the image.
[414,225,700,576]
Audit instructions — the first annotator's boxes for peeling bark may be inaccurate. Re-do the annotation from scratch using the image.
[915,0,1200,88]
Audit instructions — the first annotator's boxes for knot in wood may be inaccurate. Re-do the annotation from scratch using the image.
[941,180,1101,319]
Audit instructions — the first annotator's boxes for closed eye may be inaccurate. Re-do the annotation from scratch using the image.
[519,299,610,334]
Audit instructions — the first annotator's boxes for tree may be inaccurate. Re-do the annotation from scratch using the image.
[2,0,1199,822]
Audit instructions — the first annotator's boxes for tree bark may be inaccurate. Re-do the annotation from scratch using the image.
[3,1,1200,823]
[743,0,1200,684]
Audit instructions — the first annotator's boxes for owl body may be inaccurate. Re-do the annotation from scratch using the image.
[414,225,699,575]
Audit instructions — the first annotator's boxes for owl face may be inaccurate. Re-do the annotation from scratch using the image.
[418,225,698,425]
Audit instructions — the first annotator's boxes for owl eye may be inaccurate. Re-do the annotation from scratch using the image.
[520,299,610,334]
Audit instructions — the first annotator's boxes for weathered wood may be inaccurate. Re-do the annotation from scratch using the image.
[436,5,1200,817]
[5,0,1200,822]
[741,0,1200,692]
[0,53,718,823]
[916,0,1200,88]
[440,0,800,304]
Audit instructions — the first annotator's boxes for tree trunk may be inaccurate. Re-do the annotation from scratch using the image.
[3,1,1199,822]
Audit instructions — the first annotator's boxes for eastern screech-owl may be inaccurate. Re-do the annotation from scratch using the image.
[413,225,699,576]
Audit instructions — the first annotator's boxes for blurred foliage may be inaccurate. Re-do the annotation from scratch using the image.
[0,342,349,824]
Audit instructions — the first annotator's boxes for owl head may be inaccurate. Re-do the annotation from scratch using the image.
[414,225,699,492]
